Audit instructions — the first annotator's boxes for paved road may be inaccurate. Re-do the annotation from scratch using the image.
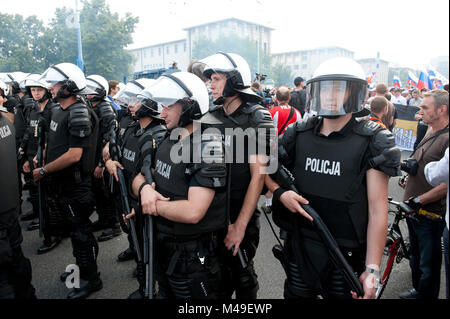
[19,152,445,299]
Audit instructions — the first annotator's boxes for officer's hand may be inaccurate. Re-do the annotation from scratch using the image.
[140,183,169,216]
[33,155,38,167]
[105,160,123,182]
[224,223,246,256]
[94,166,105,179]
[23,161,31,173]
[279,190,313,222]
[350,272,377,299]
[124,208,136,222]
[32,168,43,183]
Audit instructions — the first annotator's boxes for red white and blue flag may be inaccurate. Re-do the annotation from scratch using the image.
[407,71,418,88]
[393,76,401,87]
[417,71,430,90]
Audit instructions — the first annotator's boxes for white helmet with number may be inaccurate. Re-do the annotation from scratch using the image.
[195,52,262,104]
[306,57,369,117]
[147,72,209,127]
[40,62,95,98]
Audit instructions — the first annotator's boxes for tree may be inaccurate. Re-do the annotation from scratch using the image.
[0,14,49,72]
[0,0,138,81]
[271,63,293,87]
[192,34,272,78]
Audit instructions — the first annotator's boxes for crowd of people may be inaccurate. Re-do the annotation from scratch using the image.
[0,53,448,300]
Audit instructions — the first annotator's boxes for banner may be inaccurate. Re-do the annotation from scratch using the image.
[392,104,421,151]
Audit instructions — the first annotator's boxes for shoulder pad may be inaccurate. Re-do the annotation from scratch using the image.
[148,124,167,146]
[187,133,226,188]
[369,129,401,177]
[98,101,116,119]
[68,103,92,138]
[353,119,383,137]
[247,105,274,129]
[296,116,319,132]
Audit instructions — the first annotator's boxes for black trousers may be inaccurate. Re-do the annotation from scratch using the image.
[92,172,117,227]
[155,232,221,299]
[50,176,99,281]
[282,234,365,299]
[0,207,36,299]
[217,210,260,299]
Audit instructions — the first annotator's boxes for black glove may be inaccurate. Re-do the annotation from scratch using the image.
[406,196,422,211]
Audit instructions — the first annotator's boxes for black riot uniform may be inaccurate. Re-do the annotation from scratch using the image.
[204,103,274,299]
[21,98,66,247]
[90,100,120,234]
[152,126,227,299]
[274,116,401,299]
[0,113,36,299]
[119,120,166,297]
[45,99,101,294]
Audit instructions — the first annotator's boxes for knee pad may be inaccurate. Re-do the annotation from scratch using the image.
[323,268,351,299]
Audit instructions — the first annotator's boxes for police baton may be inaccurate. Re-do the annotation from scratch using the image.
[274,166,365,298]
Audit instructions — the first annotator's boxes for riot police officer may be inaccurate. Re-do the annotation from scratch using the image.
[105,79,156,263]
[86,75,121,241]
[193,53,274,299]
[105,83,166,298]
[266,57,401,299]
[130,72,227,299]
[0,110,36,299]
[20,74,63,253]
[33,63,102,299]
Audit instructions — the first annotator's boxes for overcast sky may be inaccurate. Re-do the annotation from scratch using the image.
[3,0,449,70]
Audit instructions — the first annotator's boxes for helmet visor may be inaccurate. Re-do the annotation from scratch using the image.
[306,79,368,116]
[147,75,191,107]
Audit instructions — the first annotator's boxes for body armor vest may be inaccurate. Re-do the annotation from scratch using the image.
[121,121,166,198]
[0,115,20,213]
[292,121,371,247]
[46,102,99,179]
[25,100,56,158]
[154,135,227,236]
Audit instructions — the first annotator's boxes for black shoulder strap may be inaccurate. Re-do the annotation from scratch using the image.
[278,107,295,136]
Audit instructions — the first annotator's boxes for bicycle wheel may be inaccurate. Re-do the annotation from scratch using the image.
[376,236,400,299]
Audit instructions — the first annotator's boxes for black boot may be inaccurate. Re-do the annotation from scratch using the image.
[27,219,39,231]
[117,247,136,262]
[97,225,122,242]
[128,289,145,299]
[66,275,103,299]
[37,237,62,255]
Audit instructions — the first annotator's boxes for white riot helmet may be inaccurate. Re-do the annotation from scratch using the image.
[4,72,31,94]
[40,63,96,99]
[147,72,209,127]
[23,74,50,90]
[195,52,262,105]
[23,74,52,103]
[114,78,156,106]
[0,80,10,98]
[86,74,109,102]
[306,57,369,118]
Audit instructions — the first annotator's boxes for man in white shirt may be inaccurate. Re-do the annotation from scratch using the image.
[391,88,407,105]
[425,147,449,299]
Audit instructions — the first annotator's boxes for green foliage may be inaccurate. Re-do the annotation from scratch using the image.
[0,0,138,81]
[271,63,293,87]
[192,34,272,77]
[0,14,49,72]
